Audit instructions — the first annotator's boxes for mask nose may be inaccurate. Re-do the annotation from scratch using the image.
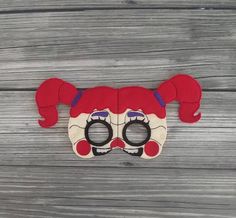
[110,138,125,149]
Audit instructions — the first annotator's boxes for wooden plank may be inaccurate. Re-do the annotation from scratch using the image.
[1,131,235,169]
[0,91,235,168]
[0,4,234,218]
[1,91,235,131]
[0,10,236,90]
[0,0,236,11]
[0,166,235,218]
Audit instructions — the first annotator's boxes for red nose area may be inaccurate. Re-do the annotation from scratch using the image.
[110,138,125,149]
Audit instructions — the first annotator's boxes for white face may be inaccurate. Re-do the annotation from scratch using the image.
[68,108,167,159]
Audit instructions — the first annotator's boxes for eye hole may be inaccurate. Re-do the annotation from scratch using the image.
[122,120,151,147]
[85,120,113,147]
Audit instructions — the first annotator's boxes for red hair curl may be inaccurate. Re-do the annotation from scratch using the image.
[35,78,77,128]
[157,74,202,123]
[35,74,202,128]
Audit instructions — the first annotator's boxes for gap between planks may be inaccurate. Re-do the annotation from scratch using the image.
[1,6,236,15]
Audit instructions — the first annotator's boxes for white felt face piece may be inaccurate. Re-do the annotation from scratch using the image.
[68,108,117,159]
[68,108,167,159]
[119,109,167,159]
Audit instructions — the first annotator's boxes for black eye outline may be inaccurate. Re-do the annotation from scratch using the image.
[122,120,151,147]
[85,119,113,147]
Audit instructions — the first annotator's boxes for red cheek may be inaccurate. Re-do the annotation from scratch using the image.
[144,141,160,157]
[76,140,91,156]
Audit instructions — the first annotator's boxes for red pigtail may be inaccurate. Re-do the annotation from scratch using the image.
[157,74,202,123]
[35,78,78,128]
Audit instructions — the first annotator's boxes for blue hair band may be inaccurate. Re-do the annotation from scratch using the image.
[71,91,82,107]
[154,91,165,107]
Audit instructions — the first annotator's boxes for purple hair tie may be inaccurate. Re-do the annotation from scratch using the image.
[71,91,82,107]
[154,91,165,107]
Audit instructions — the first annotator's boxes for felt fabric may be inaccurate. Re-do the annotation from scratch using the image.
[35,78,78,128]
[35,74,202,159]
[157,74,202,123]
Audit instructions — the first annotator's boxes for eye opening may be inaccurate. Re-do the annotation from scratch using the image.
[85,120,113,147]
[122,120,151,147]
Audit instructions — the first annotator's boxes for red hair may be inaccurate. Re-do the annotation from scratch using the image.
[157,74,202,123]
[70,86,166,118]
[35,78,77,128]
[35,74,201,128]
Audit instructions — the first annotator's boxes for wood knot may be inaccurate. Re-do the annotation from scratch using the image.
[123,161,134,167]
[125,0,137,5]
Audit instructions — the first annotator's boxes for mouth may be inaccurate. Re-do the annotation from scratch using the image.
[92,147,111,156]
[123,147,143,156]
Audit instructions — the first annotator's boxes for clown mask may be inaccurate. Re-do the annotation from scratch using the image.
[35,74,202,159]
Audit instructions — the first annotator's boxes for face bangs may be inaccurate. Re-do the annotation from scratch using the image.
[118,87,166,118]
[70,86,118,117]
[70,86,166,118]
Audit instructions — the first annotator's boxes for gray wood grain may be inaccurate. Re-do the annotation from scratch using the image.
[0,3,236,217]
[0,166,235,217]
[0,10,236,90]
[0,0,236,11]
[0,91,235,169]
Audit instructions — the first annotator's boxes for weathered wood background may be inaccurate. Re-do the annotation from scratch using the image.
[0,1,236,217]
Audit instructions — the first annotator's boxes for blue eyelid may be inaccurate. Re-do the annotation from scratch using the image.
[127,111,144,117]
[92,111,109,117]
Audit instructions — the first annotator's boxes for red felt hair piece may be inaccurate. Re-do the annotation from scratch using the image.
[35,78,78,128]
[70,86,166,119]
[157,74,202,123]
[35,74,202,128]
